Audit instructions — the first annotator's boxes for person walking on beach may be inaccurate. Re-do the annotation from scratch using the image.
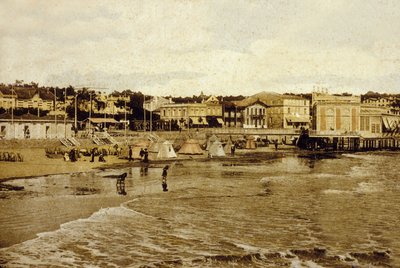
[230,144,235,156]
[128,146,133,162]
[274,140,278,151]
[99,153,106,162]
[139,148,145,160]
[162,165,169,192]
[143,148,149,163]
[90,148,96,162]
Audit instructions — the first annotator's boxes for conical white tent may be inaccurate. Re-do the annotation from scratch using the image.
[149,140,164,153]
[206,134,219,150]
[157,141,177,158]
[208,140,226,157]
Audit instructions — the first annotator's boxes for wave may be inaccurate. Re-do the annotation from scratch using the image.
[354,182,382,194]
[323,189,352,195]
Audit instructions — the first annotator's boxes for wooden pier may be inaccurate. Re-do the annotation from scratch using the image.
[297,130,400,151]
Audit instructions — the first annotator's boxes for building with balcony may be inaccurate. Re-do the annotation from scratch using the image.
[232,92,310,129]
[241,100,268,128]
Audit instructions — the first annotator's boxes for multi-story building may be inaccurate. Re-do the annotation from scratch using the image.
[359,105,390,138]
[144,96,171,112]
[222,101,242,128]
[312,92,361,135]
[362,95,400,115]
[363,96,396,107]
[241,100,268,128]
[76,93,130,115]
[0,86,55,111]
[232,92,310,129]
[159,96,222,127]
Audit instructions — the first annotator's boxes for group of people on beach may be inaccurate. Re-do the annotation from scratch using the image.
[116,164,169,195]
[128,146,149,163]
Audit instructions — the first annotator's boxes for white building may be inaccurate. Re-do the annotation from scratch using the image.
[0,114,73,139]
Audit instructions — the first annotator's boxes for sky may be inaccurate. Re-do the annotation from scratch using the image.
[1,0,400,96]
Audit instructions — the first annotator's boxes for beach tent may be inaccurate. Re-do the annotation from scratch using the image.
[173,133,190,151]
[178,139,204,155]
[157,141,177,158]
[149,140,164,153]
[245,135,256,149]
[223,138,234,154]
[208,140,226,157]
[206,134,219,150]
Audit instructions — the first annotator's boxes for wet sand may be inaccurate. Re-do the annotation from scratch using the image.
[0,150,398,267]
[0,148,286,247]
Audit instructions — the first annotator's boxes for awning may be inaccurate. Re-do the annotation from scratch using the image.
[382,117,390,129]
[286,115,310,123]
[216,118,224,124]
[191,117,206,125]
[382,116,400,130]
[88,118,120,124]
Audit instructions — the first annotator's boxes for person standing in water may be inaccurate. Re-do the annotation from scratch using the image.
[162,165,169,192]
[143,148,149,163]
[128,146,133,162]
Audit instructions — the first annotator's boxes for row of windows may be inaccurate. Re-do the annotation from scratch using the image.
[360,116,370,131]
[162,107,221,117]
[246,117,273,125]
[287,107,308,114]
[371,123,381,133]
[246,107,266,115]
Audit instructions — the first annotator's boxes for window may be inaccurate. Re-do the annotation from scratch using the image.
[304,108,307,115]
[288,107,291,114]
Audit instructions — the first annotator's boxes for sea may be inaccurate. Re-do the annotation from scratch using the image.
[0,151,399,267]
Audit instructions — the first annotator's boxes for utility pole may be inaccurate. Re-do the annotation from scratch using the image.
[235,105,237,128]
[150,105,152,133]
[143,94,146,132]
[124,93,127,141]
[64,88,67,138]
[89,92,92,137]
[11,86,15,139]
[74,92,77,131]
[54,88,57,138]
[37,94,40,117]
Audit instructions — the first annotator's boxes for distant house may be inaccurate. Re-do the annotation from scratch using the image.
[159,95,223,128]
[241,100,269,128]
[0,113,72,139]
[233,91,310,129]
[0,86,55,111]
[143,96,172,113]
